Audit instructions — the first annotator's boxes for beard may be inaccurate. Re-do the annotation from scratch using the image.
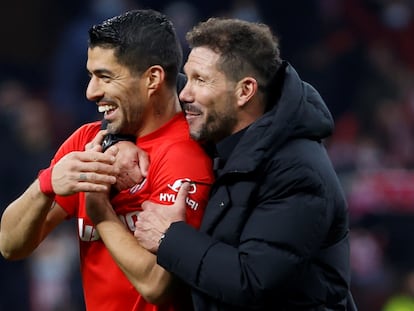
[191,107,237,143]
[106,105,143,136]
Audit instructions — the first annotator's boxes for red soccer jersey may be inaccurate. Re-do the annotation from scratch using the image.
[53,113,214,311]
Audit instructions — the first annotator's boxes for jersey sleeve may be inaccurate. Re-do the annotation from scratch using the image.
[148,140,214,229]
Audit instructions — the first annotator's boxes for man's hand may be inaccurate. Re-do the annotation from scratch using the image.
[134,182,189,253]
[110,141,149,192]
[86,131,150,192]
[51,147,118,196]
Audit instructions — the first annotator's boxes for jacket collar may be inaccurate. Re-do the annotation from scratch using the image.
[214,127,248,172]
[217,62,333,176]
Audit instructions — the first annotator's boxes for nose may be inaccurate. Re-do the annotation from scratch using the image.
[86,76,103,101]
[179,81,194,103]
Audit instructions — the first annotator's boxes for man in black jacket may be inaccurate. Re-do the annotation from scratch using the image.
[134,17,354,310]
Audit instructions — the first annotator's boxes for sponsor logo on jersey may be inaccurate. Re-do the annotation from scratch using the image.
[78,211,140,241]
[167,178,197,193]
[78,178,202,241]
[161,178,199,210]
[78,218,100,241]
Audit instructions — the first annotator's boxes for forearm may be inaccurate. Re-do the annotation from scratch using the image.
[88,195,174,303]
[157,222,290,308]
[0,180,55,259]
[98,219,173,303]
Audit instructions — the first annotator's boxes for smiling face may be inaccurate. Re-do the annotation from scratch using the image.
[86,47,146,135]
[180,46,238,143]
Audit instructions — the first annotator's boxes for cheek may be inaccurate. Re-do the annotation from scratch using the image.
[123,88,144,114]
[127,101,144,124]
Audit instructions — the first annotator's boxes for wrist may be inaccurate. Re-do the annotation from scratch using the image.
[158,233,166,245]
[158,225,171,247]
[38,166,55,199]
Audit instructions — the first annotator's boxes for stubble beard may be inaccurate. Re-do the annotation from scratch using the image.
[190,112,237,143]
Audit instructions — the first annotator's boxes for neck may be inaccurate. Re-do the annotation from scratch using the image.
[233,98,265,134]
[137,88,181,137]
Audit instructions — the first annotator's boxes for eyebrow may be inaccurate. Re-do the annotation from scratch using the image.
[88,68,114,76]
[94,69,112,75]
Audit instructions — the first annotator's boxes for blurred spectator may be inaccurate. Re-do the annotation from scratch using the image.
[293,0,363,120]
[0,79,53,210]
[163,1,200,60]
[226,0,263,22]
[47,0,140,137]
[30,225,81,311]
[0,78,85,310]
[350,227,393,310]
[2,1,414,310]
[0,79,55,310]
[383,271,414,311]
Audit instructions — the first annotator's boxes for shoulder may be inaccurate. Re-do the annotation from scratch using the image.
[71,121,102,142]
[150,114,211,163]
[264,138,337,194]
[157,138,211,166]
[148,137,213,183]
[53,121,102,160]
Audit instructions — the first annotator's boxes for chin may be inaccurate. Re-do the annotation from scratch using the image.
[106,123,120,134]
[189,130,202,141]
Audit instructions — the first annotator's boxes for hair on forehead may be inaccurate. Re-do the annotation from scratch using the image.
[186,17,281,87]
[88,9,182,87]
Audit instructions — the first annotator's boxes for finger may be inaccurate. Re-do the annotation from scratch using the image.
[90,144,102,152]
[74,182,112,193]
[105,145,119,157]
[76,151,116,164]
[79,173,87,182]
[92,130,108,147]
[75,161,118,176]
[85,141,94,151]
[85,130,107,151]
[76,171,117,184]
[141,200,156,211]
[176,182,190,205]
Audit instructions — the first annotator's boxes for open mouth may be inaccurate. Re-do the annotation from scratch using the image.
[98,105,118,118]
[183,103,202,116]
[185,110,201,116]
[98,104,116,113]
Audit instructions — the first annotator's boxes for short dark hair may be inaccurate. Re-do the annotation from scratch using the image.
[186,17,281,89]
[88,9,183,87]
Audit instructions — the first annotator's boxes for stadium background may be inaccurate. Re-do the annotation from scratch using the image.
[1,1,414,310]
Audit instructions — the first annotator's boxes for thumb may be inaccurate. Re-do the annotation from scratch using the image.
[141,200,151,211]
[106,145,119,157]
[176,182,190,205]
[86,130,107,151]
[90,144,102,152]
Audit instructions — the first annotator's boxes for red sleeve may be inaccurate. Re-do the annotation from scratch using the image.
[52,122,101,217]
[147,140,214,229]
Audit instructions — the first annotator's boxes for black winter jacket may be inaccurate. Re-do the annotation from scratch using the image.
[158,63,351,310]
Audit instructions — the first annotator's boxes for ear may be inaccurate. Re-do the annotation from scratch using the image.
[235,77,258,107]
[146,65,165,95]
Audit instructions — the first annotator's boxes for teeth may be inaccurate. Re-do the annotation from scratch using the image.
[98,105,116,113]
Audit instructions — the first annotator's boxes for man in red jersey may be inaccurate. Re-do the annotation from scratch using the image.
[0,9,214,311]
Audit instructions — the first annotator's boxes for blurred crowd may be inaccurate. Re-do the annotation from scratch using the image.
[1,0,414,310]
